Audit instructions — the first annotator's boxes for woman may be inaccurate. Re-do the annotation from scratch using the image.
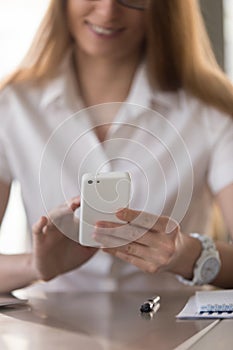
[0,0,233,293]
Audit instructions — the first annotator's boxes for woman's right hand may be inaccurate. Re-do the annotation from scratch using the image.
[30,197,97,282]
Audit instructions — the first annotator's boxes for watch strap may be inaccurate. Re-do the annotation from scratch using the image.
[176,233,221,286]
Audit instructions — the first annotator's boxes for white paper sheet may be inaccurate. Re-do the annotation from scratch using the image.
[177,294,233,319]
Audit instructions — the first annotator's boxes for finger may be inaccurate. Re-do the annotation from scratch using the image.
[119,237,175,263]
[46,197,80,227]
[68,196,81,211]
[107,242,159,263]
[116,208,179,234]
[95,221,178,253]
[93,232,128,248]
[103,249,160,274]
[135,230,177,249]
[95,221,148,243]
[116,208,160,231]
[104,240,175,271]
[32,216,48,235]
[94,228,163,250]
[46,206,74,228]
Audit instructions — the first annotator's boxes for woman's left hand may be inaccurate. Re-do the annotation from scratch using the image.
[31,196,97,281]
[93,208,184,274]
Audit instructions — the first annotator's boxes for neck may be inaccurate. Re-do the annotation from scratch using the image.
[73,49,142,107]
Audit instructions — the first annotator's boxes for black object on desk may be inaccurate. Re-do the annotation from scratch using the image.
[140,296,160,313]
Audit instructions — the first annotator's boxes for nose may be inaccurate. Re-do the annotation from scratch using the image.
[95,0,121,19]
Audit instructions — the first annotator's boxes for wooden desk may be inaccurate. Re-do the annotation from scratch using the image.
[0,290,217,350]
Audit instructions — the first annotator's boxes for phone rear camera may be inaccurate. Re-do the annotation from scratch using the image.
[88,180,93,184]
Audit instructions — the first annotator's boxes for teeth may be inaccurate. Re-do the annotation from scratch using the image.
[91,24,118,36]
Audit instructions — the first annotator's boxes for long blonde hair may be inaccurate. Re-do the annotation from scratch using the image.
[2,0,233,116]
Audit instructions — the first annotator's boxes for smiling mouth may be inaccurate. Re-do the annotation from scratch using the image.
[87,22,124,36]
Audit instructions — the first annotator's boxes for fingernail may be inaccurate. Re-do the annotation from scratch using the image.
[95,222,106,228]
[40,216,47,224]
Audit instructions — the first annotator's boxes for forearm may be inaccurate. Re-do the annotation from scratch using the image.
[0,253,38,293]
[167,234,202,279]
[211,241,233,288]
[168,235,233,288]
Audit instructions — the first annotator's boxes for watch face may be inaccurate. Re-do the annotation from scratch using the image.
[200,257,220,283]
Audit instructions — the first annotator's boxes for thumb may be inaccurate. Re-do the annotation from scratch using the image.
[32,216,48,236]
[165,218,180,236]
[68,196,81,211]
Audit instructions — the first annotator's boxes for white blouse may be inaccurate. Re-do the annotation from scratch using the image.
[0,57,233,292]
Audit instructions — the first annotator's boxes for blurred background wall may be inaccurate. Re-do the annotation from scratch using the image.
[200,0,224,68]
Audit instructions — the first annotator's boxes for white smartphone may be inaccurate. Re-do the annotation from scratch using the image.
[79,171,131,247]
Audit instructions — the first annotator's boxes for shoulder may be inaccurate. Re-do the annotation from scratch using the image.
[0,77,54,126]
[0,78,46,106]
[0,79,52,141]
[0,86,16,129]
[177,89,232,122]
[172,89,232,139]
[151,88,233,149]
[0,52,75,118]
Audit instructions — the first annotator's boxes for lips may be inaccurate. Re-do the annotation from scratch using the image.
[86,21,124,37]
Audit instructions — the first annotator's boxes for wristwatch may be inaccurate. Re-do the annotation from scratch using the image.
[177,233,221,286]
